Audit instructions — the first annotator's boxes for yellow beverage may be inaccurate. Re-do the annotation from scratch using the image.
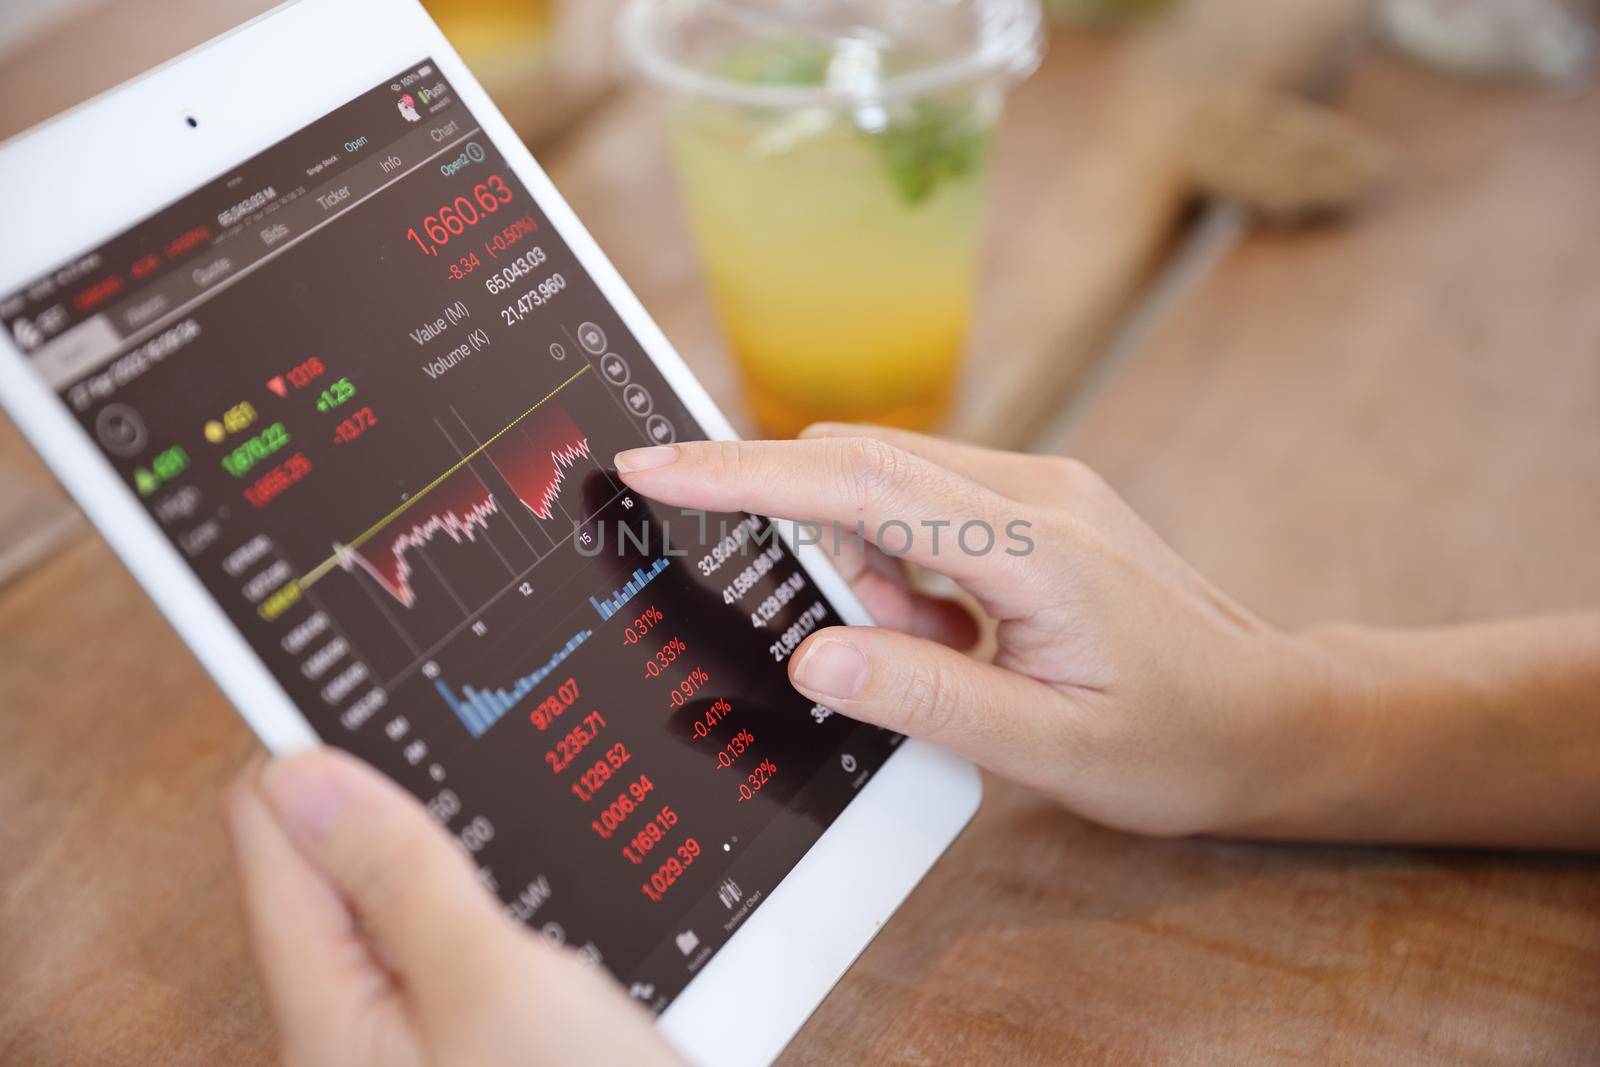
[623,0,1042,435]
[424,0,557,82]
[668,93,998,436]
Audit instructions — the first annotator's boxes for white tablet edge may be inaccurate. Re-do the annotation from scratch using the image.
[0,2,983,1063]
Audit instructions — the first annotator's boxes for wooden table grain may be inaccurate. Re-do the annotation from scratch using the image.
[784,53,1600,1066]
[5,8,1598,1067]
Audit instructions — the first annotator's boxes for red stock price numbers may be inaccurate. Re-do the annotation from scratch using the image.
[245,452,312,509]
[688,697,732,741]
[406,174,514,257]
[545,709,609,774]
[286,356,325,389]
[643,635,686,680]
[738,759,778,803]
[530,676,581,731]
[713,728,755,770]
[331,406,377,445]
[590,773,655,841]
[620,804,679,865]
[668,666,710,710]
[621,604,663,646]
[568,742,631,803]
[640,837,701,904]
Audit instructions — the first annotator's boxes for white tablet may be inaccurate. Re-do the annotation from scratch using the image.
[0,1,979,1063]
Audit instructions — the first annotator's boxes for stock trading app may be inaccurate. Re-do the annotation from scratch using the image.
[1,62,898,1008]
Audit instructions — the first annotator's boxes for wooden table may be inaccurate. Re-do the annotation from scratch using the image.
[794,54,1600,1064]
[4,4,1599,1065]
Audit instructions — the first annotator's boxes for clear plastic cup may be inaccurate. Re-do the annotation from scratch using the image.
[621,0,1044,436]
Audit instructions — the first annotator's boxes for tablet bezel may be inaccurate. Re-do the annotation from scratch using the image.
[0,2,982,1063]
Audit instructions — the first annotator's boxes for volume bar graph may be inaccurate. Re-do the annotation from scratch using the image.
[435,628,593,738]
[591,559,670,621]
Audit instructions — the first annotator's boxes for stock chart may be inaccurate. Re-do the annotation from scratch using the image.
[1,60,897,1009]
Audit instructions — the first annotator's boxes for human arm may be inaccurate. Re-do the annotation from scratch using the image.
[612,425,1600,849]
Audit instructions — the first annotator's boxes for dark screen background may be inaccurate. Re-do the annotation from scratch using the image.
[1,61,897,1009]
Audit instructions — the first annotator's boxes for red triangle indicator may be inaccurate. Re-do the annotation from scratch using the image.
[266,376,287,398]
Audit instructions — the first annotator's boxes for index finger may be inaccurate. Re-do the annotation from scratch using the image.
[799,422,1075,509]
[613,437,1043,611]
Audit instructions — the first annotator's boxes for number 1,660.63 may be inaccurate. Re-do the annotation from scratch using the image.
[405,175,514,257]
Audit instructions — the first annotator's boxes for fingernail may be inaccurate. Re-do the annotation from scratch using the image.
[260,755,345,844]
[614,445,679,473]
[793,639,868,700]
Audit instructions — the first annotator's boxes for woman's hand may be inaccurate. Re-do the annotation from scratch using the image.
[614,424,1344,840]
[616,425,1600,849]
[227,748,685,1067]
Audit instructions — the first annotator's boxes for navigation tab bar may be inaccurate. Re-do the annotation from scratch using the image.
[2,60,459,371]
[42,120,482,390]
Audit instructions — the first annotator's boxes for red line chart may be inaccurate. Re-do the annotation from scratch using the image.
[340,466,504,608]
[486,404,590,521]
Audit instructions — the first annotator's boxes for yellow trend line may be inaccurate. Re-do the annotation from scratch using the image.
[298,362,593,589]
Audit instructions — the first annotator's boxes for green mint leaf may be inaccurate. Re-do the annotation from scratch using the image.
[871,100,990,206]
[716,38,991,206]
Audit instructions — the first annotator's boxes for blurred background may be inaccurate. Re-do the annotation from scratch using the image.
[0,0,1595,468]
[1,1,1595,576]
[3,2,1599,1064]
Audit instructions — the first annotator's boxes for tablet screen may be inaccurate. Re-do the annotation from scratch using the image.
[0,61,899,1010]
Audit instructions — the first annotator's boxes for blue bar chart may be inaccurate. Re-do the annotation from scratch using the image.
[434,628,593,738]
[590,558,670,621]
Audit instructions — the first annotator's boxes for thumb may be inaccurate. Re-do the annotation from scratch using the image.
[258,748,523,1027]
[788,626,1071,786]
